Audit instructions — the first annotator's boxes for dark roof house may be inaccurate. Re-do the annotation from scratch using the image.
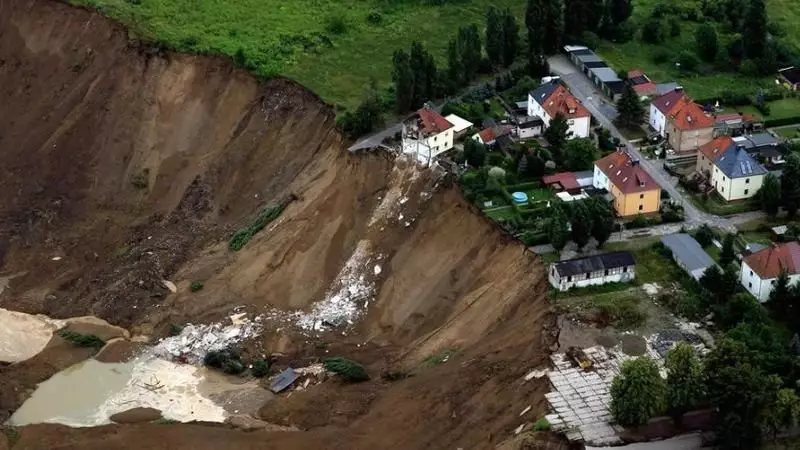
[652,88,686,114]
[715,146,768,178]
[551,251,636,278]
[778,66,800,89]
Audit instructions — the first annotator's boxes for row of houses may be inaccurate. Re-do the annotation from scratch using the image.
[548,234,800,306]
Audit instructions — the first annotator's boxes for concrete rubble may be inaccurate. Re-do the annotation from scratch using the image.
[542,331,709,446]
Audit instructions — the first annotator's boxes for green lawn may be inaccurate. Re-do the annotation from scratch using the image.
[74,0,525,110]
[733,98,800,121]
[690,193,760,216]
[630,245,684,284]
[774,125,800,139]
[483,205,516,220]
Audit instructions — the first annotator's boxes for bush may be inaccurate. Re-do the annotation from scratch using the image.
[611,357,666,426]
[764,116,800,128]
[130,169,149,189]
[229,203,289,251]
[251,359,270,378]
[366,10,382,25]
[190,281,203,292]
[534,416,552,431]
[324,357,370,382]
[222,359,246,375]
[581,31,600,49]
[60,330,106,349]
[167,323,184,336]
[677,51,700,72]
[325,15,348,35]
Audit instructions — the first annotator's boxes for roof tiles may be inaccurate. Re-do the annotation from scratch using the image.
[743,241,800,279]
[594,150,661,195]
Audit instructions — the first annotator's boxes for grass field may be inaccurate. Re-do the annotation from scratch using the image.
[74,0,524,110]
[774,125,800,138]
[732,98,800,121]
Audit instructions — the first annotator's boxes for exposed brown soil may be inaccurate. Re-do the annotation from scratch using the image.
[0,0,560,448]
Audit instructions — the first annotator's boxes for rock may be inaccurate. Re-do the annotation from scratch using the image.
[110,407,163,424]
[225,414,298,432]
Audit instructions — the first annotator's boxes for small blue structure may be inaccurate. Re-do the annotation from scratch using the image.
[511,192,529,204]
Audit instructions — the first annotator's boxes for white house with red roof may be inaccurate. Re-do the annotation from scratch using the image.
[741,242,800,302]
[527,81,591,139]
[402,106,455,163]
[649,88,685,137]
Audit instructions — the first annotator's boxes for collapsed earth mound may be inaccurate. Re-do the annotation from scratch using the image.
[0,0,558,448]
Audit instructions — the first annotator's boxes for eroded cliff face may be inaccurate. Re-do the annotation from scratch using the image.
[0,1,558,448]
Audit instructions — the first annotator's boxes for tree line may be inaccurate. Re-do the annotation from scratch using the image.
[759,149,800,218]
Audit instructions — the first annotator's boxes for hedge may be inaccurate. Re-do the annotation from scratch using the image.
[764,116,800,128]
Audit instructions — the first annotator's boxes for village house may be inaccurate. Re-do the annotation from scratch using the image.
[548,251,636,291]
[444,114,473,140]
[697,136,734,177]
[649,88,685,137]
[664,96,715,154]
[517,117,544,140]
[710,145,766,201]
[593,150,662,217]
[403,106,455,159]
[741,242,800,302]
[528,81,591,139]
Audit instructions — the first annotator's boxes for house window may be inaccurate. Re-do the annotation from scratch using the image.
[586,272,591,278]
[748,282,752,288]
[744,189,749,195]
[722,186,725,193]
[750,270,753,276]
[568,276,572,282]
[639,194,644,199]
[623,267,628,272]
[434,136,438,142]
[604,269,609,276]
[723,176,726,182]
[745,178,750,184]
[639,205,643,211]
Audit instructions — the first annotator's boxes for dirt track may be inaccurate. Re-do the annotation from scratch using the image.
[0,0,560,448]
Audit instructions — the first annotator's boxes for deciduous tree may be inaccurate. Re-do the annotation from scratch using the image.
[782,153,800,217]
[743,0,767,59]
[457,25,483,82]
[392,49,414,113]
[695,23,719,62]
[501,9,519,67]
[609,0,633,25]
[763,388,800,441]
[548,205,570,250]
[611,357,666,427]
[486,8,503,66]
[544,113,570,164]
[409,41,438,107]
[665,342,705,420]
[570,200,593,248]
[759,173,781,217]
[719,233,736,266]
[463,139,487,168]
[589,198,615,247]
[564,138,599,171]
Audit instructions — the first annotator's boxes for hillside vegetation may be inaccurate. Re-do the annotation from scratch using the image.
[74,0,524,110]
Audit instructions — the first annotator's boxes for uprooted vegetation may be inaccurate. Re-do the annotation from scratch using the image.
[59,330,106,349]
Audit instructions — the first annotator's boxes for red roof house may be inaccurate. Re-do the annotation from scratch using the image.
[416,107,453,137]
[627,69,657,97]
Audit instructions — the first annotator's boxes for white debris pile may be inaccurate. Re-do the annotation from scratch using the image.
[291,241,378,332]
[152,316,263,364]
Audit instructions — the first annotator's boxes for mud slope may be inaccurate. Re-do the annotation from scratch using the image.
[0,1,556,448]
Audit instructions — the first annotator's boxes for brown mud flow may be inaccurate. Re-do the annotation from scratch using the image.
[0,0,560,448]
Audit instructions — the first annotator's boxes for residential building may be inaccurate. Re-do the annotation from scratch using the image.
[741,242,800,302]
[710,146,767,201]
[444,114,473,139]
[473,128,498,146]
[649,88,685,137]
[733,133,782,165]
[517,117,543,139]
[665,96,715,153]
[593,150,661,217]
[778,66,800,91]
[628,69,657,98]
[660,234,717,280]
[528,81,591,139]
[548,251,636,291]
[403,106,454,160]
[696,136,734,176]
